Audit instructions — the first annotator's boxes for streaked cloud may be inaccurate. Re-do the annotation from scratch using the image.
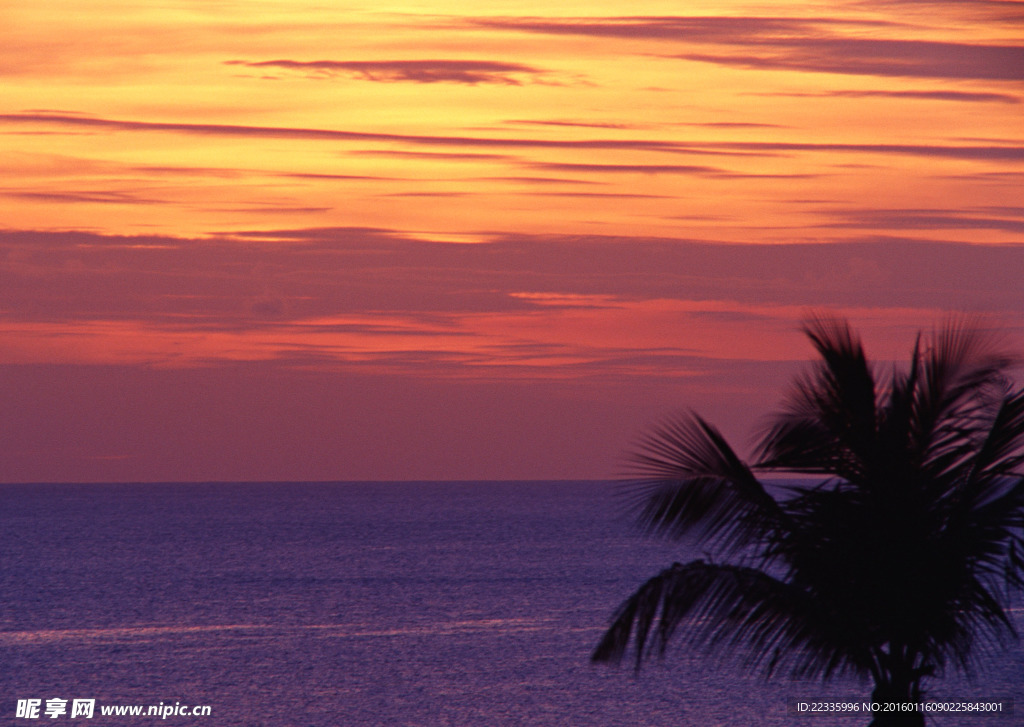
[692,141,1024,162]
[471,16,861,42]
[473,16,1024,81]
[856,0,1024,23]
[818,207,1024,233]
[679,40,1024,81]
[3,227,1022,339]
[527,161,725,176]
[4,113,1021,163]
[0,113,690,154]
[225,59,546,85]
[767,89,1020,104]
[504,119,641,130]
[0,189,164,205]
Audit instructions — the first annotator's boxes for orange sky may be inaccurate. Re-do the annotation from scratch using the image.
[2,0,1023,481]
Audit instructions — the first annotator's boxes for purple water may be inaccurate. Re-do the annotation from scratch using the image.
[1,481,1020,725]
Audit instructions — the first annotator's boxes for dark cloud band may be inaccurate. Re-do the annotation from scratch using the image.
[473,16,1024,82]
[3,113,1021,161]
[225,59,544,85]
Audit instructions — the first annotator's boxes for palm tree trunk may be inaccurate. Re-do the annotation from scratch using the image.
[867,646,926,727]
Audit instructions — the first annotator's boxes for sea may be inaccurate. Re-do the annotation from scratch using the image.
[1,481,1020,726]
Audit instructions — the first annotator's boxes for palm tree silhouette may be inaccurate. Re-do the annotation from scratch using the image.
[593,317,1024,726]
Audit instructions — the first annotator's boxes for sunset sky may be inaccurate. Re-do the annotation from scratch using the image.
[2,0,1023,482]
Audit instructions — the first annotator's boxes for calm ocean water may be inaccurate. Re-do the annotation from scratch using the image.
[1,481,1020,726]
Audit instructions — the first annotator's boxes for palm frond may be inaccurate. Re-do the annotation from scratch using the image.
[910,319,1014,470]
[758,315,877,478]
[939,474,1024,598]
[591,560,869,681]
[962,391,1024,484]
[757,415,841,474]
[624,412,788,551]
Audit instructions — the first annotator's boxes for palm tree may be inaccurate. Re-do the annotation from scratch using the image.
[592,316,1024,726]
